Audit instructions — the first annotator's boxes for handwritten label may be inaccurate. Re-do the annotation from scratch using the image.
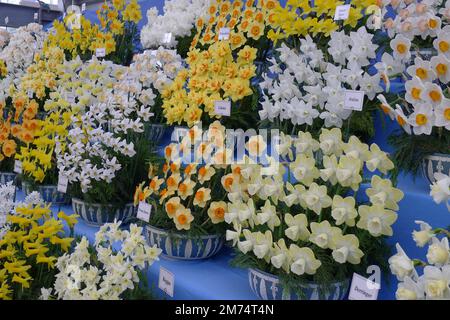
[348,273,380,300]
[343,90,365,111]
[158,267,174,297]
[334,4,351,20]
[163,33,172,44]
[57,174,68,194]
[95,48,106,57]
[14,160,22,174]
[136,201,152,222]
[218,28,230,40]
[214,100,231,116]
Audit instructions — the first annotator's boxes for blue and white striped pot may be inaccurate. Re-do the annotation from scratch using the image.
[145,123,167,144]
[145,224,224,260]
[72,198,136,226]
[22,181,71,205]
[0,171,17,185]
[248,268,349,300]
[422,153,450,184]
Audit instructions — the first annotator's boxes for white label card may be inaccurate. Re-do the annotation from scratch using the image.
[343,90,365,111]
[4,17,8,25]
[158,267,174,297]
[95,48,106,57]
[34,13,38,20]
[136,201,152,222]
[81,3,86,11]
[218,28,230,40]
[57,174,69,193]
[14,160,22,174]
[214,100,231,116]
[348,273,380,300]
[163,33,172,44]
[27,90,33,98]
[334,4,351,20]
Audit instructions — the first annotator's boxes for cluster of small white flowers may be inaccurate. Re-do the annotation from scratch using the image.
[45,56,125,112]
[225,128,402,276]
[376,0,449,135]
[0,181,15,240]
[140,0,210,49]
[0,23,46,101]
[259,26,382,128]
[42,221,161,300]
[130,47,184,93]
[389,220,450,300]
[56,57,155,193]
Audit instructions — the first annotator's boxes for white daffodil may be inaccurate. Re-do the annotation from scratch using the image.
[342,136,370,161]
[294,131,319,156]
[238,229,255,254]
[405,76,426,105]
[412,220,434,248]
[426,237,450,266]
[319,128,343,156]
[283,183,306,207]
[301,183,332,215]
[434,98,450,130]
[389,243,416,282]
[430,172,450,208]
[394,105,412,134]
[421,82,443,107]
[366,175,404,210]
[409,103,435,135]
[256,200,281,231]
[289,244,322,276]
[270,239,291,274]
[406,57,436,82]
[365,143,395,174]
[309,221,342,249]
[332,234,364,264]
[357,205,398,237]
[331,195,358,226]
[253,231,274,262]
[422,265,450,300]
[226,222,242,247]
[396,276,424,300]
[284,213,310,242]
[320,154,339,185]
[390,34,411,61]
[430,54,450,83]
[290,154,320,186]
[336,156,363,191]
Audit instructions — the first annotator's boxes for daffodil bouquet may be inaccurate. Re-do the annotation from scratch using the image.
[41,221,161,300]
[161,42,258,128]
[225,128,403,295]
[135,122,234,237]
[374,0,450,178]
[258,25,383,141]
[56,60,153,206]
[266,0,378,43]
[0,190,78,300]
[191,0,275,54]
[46,0,141,65]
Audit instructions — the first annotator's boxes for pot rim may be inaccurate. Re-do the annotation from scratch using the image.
[146,223,224,240]
[72,197,134,208]
[248,267,350,288]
